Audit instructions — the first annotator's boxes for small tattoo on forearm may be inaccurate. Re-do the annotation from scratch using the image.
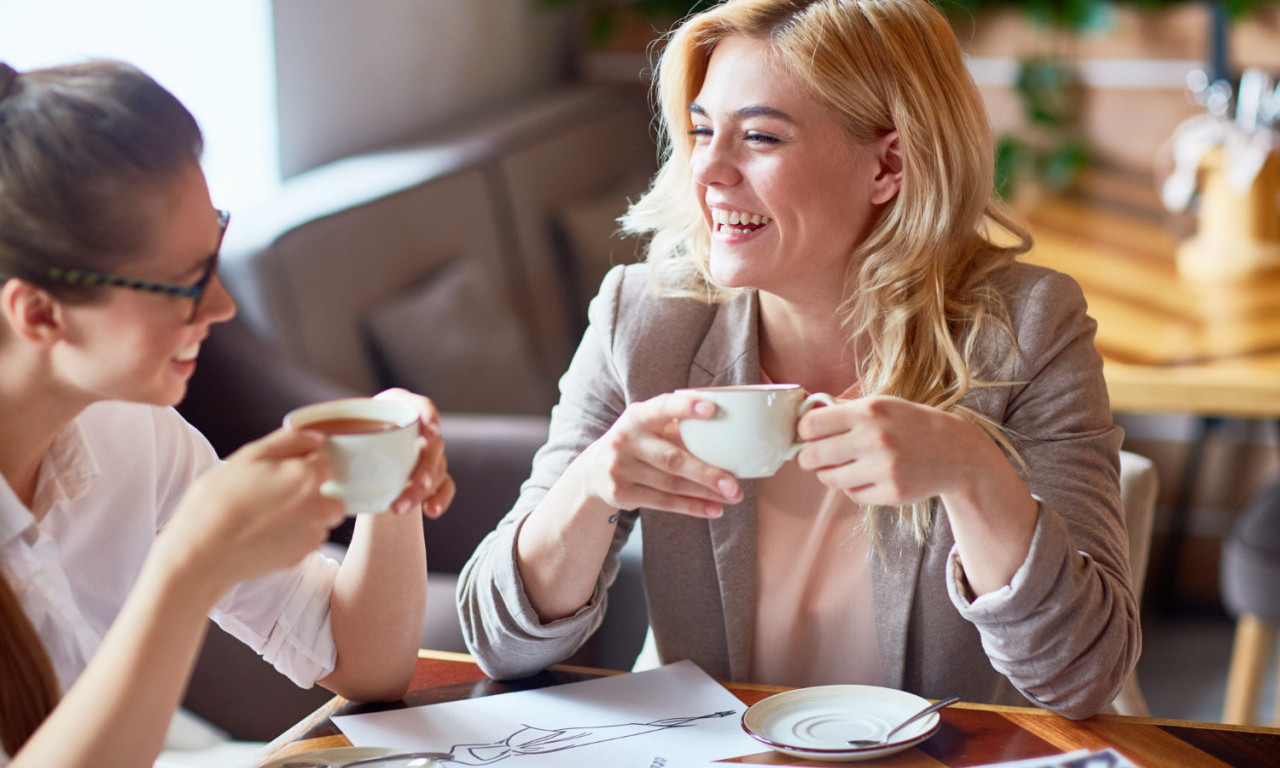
[607,511,621,524]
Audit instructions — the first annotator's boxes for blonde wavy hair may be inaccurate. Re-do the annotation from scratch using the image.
[622,0,1034,537]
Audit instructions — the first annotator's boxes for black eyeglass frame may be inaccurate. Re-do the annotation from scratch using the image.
[42,208,229,323]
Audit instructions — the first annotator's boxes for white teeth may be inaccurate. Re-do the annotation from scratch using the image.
[711,208,771,230]
[174,343,200,362]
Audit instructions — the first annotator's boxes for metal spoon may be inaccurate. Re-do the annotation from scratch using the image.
[847,695,959,748]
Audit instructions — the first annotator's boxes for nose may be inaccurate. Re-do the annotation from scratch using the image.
[196,273,237,324]
[690,134,740,189]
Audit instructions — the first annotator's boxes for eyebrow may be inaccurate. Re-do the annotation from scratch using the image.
[688,102,795,122]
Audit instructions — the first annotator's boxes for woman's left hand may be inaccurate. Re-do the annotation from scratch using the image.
[373,388,456,519]
[794,395,998,506]
[796,394,1039,594]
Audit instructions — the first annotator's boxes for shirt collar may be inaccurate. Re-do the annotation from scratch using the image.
[1,416,102,538]
[0,475,34,548]
[40,416,100,501]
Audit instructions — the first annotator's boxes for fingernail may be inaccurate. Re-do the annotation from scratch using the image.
[694,400,716,417]
[705,505,723,518]
[717,478,738,499]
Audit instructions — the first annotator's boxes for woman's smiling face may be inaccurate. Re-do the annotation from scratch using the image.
[52,164,236,408]
[688,35,898,304]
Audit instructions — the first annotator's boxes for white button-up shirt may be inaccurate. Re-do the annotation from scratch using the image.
[0,401,339,764]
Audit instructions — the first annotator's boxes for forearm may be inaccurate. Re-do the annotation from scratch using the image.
[940,428,1039,596]
[515,456,620,622]
[11,552,219,768]
[949,506,1139,718]
[322,510,426,702]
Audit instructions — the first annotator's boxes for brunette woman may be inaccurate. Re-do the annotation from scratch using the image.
[0,60,454,767]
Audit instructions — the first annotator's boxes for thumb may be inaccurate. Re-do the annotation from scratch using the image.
[231,425,327,462]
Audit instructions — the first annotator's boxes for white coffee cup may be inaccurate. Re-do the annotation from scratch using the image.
[676,384,836,479]
[284,397,420,515]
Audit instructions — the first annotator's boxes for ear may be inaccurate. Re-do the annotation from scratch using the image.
[1,279,67,345]
[870,131,903,205]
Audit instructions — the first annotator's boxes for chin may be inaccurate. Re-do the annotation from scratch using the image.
[707,256,757,289]
[146,380,190,409]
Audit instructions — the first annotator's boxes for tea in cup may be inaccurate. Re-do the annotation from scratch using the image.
[284,397,420,515]
[676,384,835,478]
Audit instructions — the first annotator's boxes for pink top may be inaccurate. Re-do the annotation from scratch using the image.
[748,389,883,688]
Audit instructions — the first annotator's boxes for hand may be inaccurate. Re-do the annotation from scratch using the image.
[574,391,741,518]
[795,395,994,506]
[155,427,345,596]
[373,388,455,519]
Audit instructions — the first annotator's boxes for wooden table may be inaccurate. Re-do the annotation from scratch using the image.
[259,650,1280,768]
[1023,169,1280,419]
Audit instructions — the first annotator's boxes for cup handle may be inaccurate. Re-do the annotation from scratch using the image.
[786,393,836,459]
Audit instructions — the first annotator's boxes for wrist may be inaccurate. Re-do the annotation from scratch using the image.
[144,532,232,614]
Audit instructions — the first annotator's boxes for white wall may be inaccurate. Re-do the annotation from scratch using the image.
[0,0,278,210]
[273,0,574,178]
[1,0,575,200]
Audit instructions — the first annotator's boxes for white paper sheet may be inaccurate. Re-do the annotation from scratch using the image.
[332,660,762,767]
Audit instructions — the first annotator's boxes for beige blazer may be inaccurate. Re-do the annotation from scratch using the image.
[459,261,1137,719]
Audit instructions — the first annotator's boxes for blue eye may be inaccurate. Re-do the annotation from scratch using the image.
[745,132,780,144]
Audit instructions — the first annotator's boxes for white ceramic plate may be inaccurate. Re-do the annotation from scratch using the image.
[741,684,943,762]
[256,745,396,768]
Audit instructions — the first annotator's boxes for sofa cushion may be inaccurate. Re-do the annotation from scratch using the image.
[363,259,550,414]
[553,174,651,330]
[493,88,657,377]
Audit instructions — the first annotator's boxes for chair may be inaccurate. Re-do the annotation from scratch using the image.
[1110,449,1159,716]
[1220,480,1280,726]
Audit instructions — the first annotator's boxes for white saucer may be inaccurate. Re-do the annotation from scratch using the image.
[256,745,395,768]
[741,685,943,762]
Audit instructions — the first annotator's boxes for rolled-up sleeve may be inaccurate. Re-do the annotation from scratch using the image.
[458,267,634,680]
[946,268,1138,719]
[209,550,341,688]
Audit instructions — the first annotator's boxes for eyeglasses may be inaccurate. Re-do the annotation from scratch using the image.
[43,208,229,323]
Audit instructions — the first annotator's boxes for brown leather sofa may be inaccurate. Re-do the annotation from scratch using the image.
[176,85,655,739]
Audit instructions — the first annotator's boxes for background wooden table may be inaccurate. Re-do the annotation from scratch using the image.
[259,650,1280,768]
[1023,169,1280,419]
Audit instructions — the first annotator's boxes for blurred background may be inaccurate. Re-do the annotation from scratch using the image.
[4,0,1280,729]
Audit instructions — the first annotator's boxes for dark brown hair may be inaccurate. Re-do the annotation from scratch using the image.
[0,58,203,756]
[0,575,61,756]
[0,59,204,300]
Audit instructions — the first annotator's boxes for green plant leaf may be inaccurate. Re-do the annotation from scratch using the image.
[995,135,1027,200]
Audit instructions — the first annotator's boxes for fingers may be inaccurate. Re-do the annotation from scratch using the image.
[233,424,327,462]
[635,390,717,430]
[589,404,741,518]
[375,387,441,434]
[390,429,452,516]
[422,475,456,520]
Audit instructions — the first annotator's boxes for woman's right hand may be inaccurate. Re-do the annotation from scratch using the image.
[572,391,742,519]
[517,391,742,621]
[153,427,345,600]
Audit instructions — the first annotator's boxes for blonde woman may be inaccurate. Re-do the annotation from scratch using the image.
[459,0,1137,719]
[0,61,454,767]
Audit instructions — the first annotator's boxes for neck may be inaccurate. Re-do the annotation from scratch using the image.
[757,290,861,396]
[0,347,87,513]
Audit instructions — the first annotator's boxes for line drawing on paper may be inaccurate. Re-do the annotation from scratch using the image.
[429,709,737,765]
